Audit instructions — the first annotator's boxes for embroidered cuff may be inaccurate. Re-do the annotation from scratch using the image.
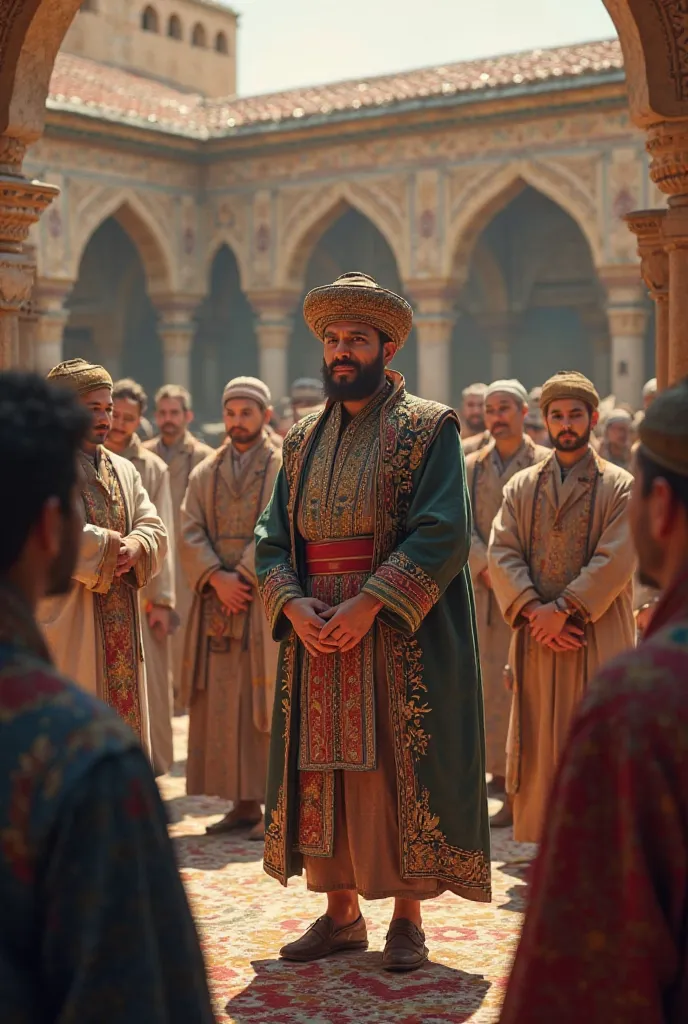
[260,563,304,632]
[363,551,440,634]
[92,530,121,595]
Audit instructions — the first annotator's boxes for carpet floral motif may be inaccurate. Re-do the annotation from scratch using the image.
[161,717,534,1023]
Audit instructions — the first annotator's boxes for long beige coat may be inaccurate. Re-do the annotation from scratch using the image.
[38,448,168,758]
[120,434,176,775]
[144,431,213,707]
[180,433,282,801]
[466,436,549,777]
[488,447,636,842]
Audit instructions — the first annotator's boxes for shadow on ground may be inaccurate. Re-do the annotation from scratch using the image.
[225,955,490,1023]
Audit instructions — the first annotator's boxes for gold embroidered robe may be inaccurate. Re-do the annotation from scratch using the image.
[256,372,491,903]
[179,431,281,802]
[38,448,168,757]
[488,447,636,842]
[144,431,213,708]
[119,434,176,776]
[466,436,549,777]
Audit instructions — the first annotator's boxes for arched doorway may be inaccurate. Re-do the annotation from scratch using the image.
[65,216,161,393]
[454,185,610,400]
[289,207,417,392]
[192,244,257,423]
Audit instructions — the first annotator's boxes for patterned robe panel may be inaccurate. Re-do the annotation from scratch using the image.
[296,393,383,783]
[80,451,142,736]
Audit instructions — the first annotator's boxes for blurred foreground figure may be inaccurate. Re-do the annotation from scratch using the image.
[144,385,212,713]
[500,377,688,1024]
[38,360,167,757]
[0,373,214,1024]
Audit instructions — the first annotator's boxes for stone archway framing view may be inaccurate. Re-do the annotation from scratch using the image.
[1,0,688,407]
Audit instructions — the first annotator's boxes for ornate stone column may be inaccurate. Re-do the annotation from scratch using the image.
[0,140,59,369]
[32,278,74,374]
[406,280,457,405]
[625,210,669,390]
[248,290,300,402]
[646,123,688,385]
[154,299,200,392]
[601,267,648,407]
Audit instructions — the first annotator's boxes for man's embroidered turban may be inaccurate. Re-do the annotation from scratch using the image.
[47,358,113,395]
[222,376,272,409]
[540,371,599,412]
[303,271,413,351]
[638,376,688,477]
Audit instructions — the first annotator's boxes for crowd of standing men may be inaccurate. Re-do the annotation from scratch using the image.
[1,266,687,1022]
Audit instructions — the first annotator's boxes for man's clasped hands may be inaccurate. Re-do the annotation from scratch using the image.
[209,571,382,655]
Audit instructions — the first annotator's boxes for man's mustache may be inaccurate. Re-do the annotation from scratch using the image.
[330,359,360,370]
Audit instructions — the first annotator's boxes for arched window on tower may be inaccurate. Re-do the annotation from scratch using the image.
[168,13,182,39]
[215,31,229,54]
[141,5,159,32]
[191,22,207,47]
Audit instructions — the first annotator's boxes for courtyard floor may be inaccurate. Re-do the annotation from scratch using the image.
[160,715,535,1024]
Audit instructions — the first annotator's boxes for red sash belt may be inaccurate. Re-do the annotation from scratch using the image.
[305,537,374,576]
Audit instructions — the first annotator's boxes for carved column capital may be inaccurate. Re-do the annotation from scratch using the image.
[646,120,688,199]
[624,209,669,302]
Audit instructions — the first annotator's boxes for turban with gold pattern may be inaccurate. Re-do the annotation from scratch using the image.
[638,376,688,477]
[303,271,413,351]
[47,358,113,395]
[540,371,599,412]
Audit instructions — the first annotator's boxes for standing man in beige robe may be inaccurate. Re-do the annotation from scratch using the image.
[488,371,636,843]
[144,385,213,714]
[38,359,168,759]
[180,376,282,841]
[465,380,549,828]
[107,378,177,776]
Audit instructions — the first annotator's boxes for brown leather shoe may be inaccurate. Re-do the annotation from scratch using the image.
[279,914,368,962]
[382,919,428,972]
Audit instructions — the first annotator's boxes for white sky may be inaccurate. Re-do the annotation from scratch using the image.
[230,0,617,97]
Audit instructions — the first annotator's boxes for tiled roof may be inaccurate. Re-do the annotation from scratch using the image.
[48,38,624,140]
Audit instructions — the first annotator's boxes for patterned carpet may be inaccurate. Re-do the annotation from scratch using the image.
[160,716,535,1023]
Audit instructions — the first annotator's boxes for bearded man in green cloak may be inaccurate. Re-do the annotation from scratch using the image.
[255,272,490,972]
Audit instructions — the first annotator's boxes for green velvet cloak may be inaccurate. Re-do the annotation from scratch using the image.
[255,373,491,902]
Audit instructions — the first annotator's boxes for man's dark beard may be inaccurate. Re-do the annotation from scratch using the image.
[321,347,386,402]
[550,425,592,452]
[467,415,485,432]
[228,425,262,445]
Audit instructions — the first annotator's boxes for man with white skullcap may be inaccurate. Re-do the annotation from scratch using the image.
[465,380,549,827]
[179,376,282,840]
[600,407,633,470]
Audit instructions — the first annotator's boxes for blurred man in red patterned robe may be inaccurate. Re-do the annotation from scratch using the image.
[500,377,688,1024]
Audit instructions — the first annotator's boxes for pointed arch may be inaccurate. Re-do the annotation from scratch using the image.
[444,160,602,282]
[69,189,175,295]
[278,181,408,290]
[203,231,250,294]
